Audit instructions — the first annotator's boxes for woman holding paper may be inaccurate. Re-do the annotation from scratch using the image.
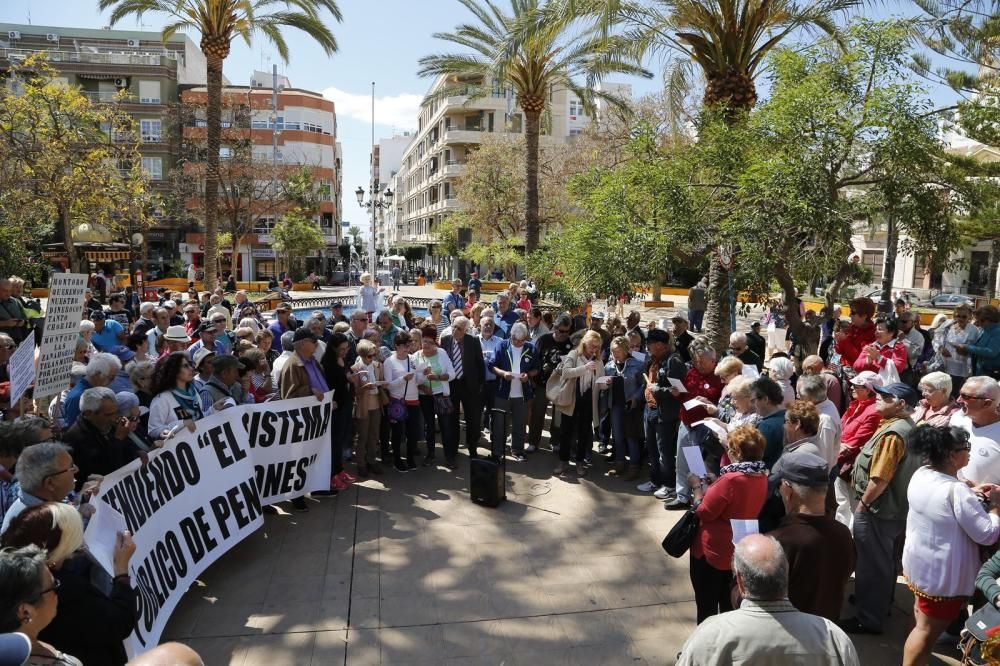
[414,325,456,469]
[351,339,387,476]
[383,330,424,472]
[2,502,137,666]
[685,425,769,624]
[554,330,606,478]
[601,336,645,479]
[853,318,908,376]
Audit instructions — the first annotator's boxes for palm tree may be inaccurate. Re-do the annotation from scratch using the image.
[419,0,651,255]
[98,0,342,290]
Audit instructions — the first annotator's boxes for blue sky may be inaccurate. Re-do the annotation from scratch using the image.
[2,1,960,234]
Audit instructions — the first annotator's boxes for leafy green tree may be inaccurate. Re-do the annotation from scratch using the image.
[99,0,343,289]
[271,211,325,280]
[419,0,651,255]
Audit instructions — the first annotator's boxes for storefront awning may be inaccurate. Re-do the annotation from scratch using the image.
[84,251,131,262]
[77,73,120,81]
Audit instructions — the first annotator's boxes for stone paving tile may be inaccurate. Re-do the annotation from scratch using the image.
[241,632,315,666]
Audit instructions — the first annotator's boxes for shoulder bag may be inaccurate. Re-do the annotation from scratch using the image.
[545,360,574,408]
[661,507,700,558]
[387,358,410,423]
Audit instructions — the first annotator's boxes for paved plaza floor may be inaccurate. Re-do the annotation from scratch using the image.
[161,442,963,665]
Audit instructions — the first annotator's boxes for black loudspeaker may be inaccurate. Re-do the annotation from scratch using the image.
[470,458,505,507]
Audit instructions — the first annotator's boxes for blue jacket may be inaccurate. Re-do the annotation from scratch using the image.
[490,339,538,399]
[600,356,645,410]
[967,323,1000,375]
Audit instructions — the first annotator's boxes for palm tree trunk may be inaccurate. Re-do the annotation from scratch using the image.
[702,260,731,355]
[524,109,541,255]
[202,56,223,292]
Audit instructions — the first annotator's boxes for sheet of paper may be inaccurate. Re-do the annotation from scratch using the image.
[631,351,647,363]
[83,496,128,577]
[741,365,760,379]
[731,519,759,545]
[693,419,729,440]
[595,375,612,387]
[683,398,704,410]
[682,446,707,478]
[668,378,688,392]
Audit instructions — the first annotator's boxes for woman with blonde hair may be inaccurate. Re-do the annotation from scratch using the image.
[357,272,384,323]
[933,304,979,397]
[351,339,387,476]
[554,329,606,478]
[601,335,644,478]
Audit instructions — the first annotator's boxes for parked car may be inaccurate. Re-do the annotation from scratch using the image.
[863,289,918,303]
[917,293,975,309]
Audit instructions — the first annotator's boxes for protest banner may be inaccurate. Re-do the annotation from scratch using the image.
[34,273,88,399]
[240,391,335,505]
[8,336,35,404]
[87,408,264,655]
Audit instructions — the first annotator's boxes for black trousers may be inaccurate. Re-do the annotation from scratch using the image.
[450,379,482,456]
[689,555,733,624]
[559,389,593,462]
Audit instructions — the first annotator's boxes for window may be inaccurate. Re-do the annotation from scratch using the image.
[861,250,884,283]
[139,119,161,142]
[569,128,583,137]
[509,113,522,133]
[569,99,581,117]
[141,157,162,180]
[138,80,161,104]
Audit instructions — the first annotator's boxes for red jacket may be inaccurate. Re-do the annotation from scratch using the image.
[835,322,876,366]
[836,396,882,476]
[680,368,724,426]
[693,471,768,570]
[852,339,907,374]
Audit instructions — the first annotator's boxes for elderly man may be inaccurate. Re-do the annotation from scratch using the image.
[163,300,184,326]
[0,278,29,344]
[61,386,131,488]
[677,534,859,665]
[89,310,126,353]
[183,303,202,340]
[625,311,645,350]
[1,442,79,534]
[187,320,226,360]
[671,316,694,363]
[271,330,297,389]
[443,278,466,317]
[841,382,919,635]
[493,291,519,338]
[206,294,232,330]
[0,333,14,383]
[747,321,767,361]
[802,354,844,413]
[640,329,688,499]
[62,352,121,428]
[268,304,294,353]
[329,301,349,325]
[687,280,707,333]
[344,310,369,366]
[769,451,856,621]
[441,316,486,459]
[797,374,842,470]
[896,311,926,371]
[203,355,251,406]
[728,332,763,372]
[132,302,157,337]
[951,376,1000,485]
[145,307,171,351]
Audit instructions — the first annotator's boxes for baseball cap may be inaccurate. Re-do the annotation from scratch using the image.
[849,370,882,390]
[163,300,177,309]
[198,320,218,333]
[292,328,317,343]
[0,632,31,666]
[331,301,343,309]
[110,345,135,362]
[163,325,190,342]
[193,347,216,370]
[89,310,106,320]
[211,355,242,372]
[647,329,670,344]
[773,451,830,487]
[872,382,919,407]
[591,311,605,321]
[750,321,761,329]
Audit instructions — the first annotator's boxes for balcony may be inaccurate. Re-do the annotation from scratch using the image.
[81,91,138,104]
[443,128,485,144]
[443,162,464,177]
[0,48,178,68]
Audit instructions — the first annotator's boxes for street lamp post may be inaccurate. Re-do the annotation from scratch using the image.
[355,185,393,277]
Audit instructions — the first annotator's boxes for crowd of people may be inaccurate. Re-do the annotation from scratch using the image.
[1,269,1000,663]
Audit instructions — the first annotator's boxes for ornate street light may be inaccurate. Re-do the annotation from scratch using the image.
[356,184,393,276]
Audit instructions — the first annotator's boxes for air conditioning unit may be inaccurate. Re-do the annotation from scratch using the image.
[46,33,59,43]
[114,77,128,88]
[7,31,21,40]
[126,38,140,48]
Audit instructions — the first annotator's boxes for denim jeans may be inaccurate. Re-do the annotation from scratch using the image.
[644,408,679,488]
[688,309,705,332]
[610,403,641,464]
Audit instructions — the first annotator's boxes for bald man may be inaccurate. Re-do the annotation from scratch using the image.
[802,354,844,414]
[678,534,859,665]
[127,642,204,666]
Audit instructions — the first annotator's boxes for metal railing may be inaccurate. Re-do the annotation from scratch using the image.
[0,47,176,67]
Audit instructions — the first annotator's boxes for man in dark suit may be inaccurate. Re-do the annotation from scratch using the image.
[440,315,486,459]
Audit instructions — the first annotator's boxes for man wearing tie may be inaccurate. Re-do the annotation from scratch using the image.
[441,315,486,459]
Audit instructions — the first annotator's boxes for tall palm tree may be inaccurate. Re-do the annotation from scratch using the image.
[98,0,342,290]
[419,0,652,255]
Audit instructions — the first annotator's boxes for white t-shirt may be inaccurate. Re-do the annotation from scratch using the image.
[953,411,1000,484]
[509,344,524,399]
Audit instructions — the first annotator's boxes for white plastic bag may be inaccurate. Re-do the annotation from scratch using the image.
[878,361,900,386]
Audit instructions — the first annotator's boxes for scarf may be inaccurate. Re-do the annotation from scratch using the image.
[172,384,204,420]
[719,460,768,476]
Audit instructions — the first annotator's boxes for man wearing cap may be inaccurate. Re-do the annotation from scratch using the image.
[841,382,919,635]
[191,347,216,411]
[747,322,766,362]
[589,312,611,348]
[329,302,349,325]
[182,303,202,341]
[268,304,294,353]
[688,280,707,333]
[834,370,883,528]
[672,316,694,364]
[768,451,856,621]
[203,355,252,406]
[468,271,482,298]
[951,376,1000,485]
[88,311,125,353]
[160,325,192,359]
[639,329,688,498]
[186,322,226,360]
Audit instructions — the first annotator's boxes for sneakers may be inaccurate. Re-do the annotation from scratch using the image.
[653,486,674,500]
[525,444,537,453]
[636,481,657,492]
[394,461,410,473]
[553,462,569,476]
[576,465,587,478]
[331,475,350,491]
[422,455,436,467]
[664,498,690,510]
[512,453,527,462]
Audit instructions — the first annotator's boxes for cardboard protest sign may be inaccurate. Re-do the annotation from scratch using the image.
[8,337,35,404]
[35,273,88,399]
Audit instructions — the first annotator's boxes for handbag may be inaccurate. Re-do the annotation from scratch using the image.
[545,362,575,408]
[661,508,700,558]
[434,394,454,415]
[960,602,1000,665]
[388,359,410,424]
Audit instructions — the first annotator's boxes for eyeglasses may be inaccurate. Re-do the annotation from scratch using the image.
[37,579,61,598]
[43,463,78,480]
[124,414,140,423]
[953,443,972,452]
[555,328,571,335]
[960,392,989,402]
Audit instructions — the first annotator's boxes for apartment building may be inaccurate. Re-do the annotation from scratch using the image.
[370,133,414,252]
[0,22,207,273]
[179,70,341,280]
[394,75,630,277]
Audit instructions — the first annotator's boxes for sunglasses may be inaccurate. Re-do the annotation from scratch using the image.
[960,393,989,402]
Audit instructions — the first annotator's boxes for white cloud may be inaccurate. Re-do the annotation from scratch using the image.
[322,86,422,130]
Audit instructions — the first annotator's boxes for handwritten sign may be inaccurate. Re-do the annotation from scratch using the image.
[8,337,35,404]
[34,273,88,399]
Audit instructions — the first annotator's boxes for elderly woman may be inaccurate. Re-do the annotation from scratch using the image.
[833,371,884,528]
[351,339,386,476]
[931,305,978,397]
[900,426,1000,665]
[147,352,208,439]
[956,305,1000,380]
[390,296,414,331]
[383,330,423,472]
[768,356,796,407]
[415,325,457,469]
[835,297,878,368]
[686,425,769,623]
[554,330,606,478]
[2,502,137,666]
[77,320,98,359]
[427,299,449,337]
[0,545,83,665]
[256,328,277,365]
[600,335,644,479]
[490,322,538,463]
[854,317,908,377]
[241,348,272,401]
[702,378,759,470]
[912,371,960,427]
[711,356,745,422]
[322,332,355,490]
